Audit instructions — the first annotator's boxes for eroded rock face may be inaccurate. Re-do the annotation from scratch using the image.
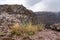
[0,4,34,23]
[0,5,34,16]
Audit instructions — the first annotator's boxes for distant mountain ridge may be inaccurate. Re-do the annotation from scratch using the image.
[34,11,60,24]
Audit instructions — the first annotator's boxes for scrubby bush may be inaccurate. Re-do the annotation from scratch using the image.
[10,22,45,36]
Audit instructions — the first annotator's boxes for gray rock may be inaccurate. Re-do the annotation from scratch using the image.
[50,23,60,31]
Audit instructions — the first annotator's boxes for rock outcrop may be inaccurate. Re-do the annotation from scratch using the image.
[0,4,35,35]
[50,23,60,31]
[0,5,34,16]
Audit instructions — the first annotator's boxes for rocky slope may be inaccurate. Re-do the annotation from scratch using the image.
[0,5,35,40]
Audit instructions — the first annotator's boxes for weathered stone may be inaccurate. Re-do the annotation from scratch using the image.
[50,23,60,31]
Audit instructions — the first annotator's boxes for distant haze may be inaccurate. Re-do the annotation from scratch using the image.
[0,0,60,12]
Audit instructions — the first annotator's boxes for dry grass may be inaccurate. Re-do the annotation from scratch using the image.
[10,22,45,35]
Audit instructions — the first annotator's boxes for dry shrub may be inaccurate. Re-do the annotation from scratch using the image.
[10,22,45,35]
[10,23,23,35]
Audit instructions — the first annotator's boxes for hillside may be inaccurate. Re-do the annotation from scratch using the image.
[0,5,60,40]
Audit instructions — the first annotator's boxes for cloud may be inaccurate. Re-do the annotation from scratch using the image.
[23,0,41,6]
[0,0,41,7]
[19,0,42,8]
[29,0,60,12]
[0,0,5,4]
[29,0,46,12]
[45,0,60,12]
[0,0,21,4]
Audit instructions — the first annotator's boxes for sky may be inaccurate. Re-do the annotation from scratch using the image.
[0,0,60,12]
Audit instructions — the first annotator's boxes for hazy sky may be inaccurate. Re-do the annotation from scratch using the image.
[0,0,60,12]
